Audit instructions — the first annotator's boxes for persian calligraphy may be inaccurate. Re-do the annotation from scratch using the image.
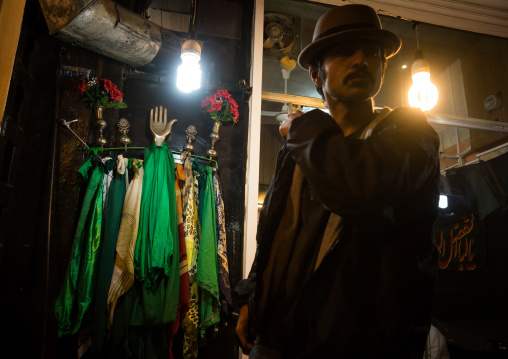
[435,214,480,271]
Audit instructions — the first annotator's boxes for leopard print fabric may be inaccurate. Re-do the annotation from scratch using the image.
[182,157,200,359]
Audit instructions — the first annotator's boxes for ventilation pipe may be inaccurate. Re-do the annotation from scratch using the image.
[38,0,181,68]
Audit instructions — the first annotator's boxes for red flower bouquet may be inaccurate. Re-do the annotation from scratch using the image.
[78,77,127,109]
[201,89,239,124]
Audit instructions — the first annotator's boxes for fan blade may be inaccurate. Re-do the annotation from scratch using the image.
[263,38,275,49]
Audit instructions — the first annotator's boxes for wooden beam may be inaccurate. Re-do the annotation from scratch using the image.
[261,91,326,109]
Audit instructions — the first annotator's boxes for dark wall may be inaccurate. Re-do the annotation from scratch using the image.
[433,153,508,357]
[0,0,253,358]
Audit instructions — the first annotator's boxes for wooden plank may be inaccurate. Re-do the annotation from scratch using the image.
[261,91,326,109]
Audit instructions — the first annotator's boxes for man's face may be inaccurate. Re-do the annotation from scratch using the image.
[312,40,385,103]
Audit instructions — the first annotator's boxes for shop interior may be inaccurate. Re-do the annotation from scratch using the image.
[1,0,507,358]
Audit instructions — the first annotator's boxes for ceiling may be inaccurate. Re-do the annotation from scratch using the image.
[309,0,508,39]
[145,0,508,39]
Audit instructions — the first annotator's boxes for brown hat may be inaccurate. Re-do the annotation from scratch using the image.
[298,4,401,70]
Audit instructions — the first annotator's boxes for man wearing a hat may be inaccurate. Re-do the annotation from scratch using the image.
[235,4,440,358]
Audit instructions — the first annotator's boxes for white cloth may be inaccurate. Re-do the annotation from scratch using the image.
[106,164,144,325]
[424,325,450,359]
[102,157,113,212]
[116,155,126,174]
[116,155,130,187]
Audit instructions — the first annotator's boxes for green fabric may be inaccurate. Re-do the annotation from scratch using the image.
[131,142,179,326]
[55,160,105,337]
[129,269,180,326]
[129,325,170,359]
[192,160,207,220]
[134,142,177,290]
[109,287,136,358]
[197,167,220,340]
[91,169,126,351]
[75,157,94,189]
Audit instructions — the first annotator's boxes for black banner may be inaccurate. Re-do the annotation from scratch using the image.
[434,214,485,271]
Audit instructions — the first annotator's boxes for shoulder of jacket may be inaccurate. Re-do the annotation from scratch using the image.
[370,106,429,136]
[388,106,427,121]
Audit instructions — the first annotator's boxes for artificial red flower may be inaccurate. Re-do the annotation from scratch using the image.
[77,80,87,95]
[201,94,217,108]
[101,78,115,92]
[209,102,222,112]
[78,77,127,109]
[109,88,123,101]
[229,101,238,111]
[217,89,231,99]
[201,89,239,125]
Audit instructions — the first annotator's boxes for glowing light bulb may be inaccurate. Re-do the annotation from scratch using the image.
[177,40,202,93]
[439,195,448,209]
[408,58,438,111]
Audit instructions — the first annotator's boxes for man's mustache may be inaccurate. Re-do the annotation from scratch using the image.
[343,70,375,85]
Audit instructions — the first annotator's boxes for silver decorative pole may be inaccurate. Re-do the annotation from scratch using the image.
[207,121,221,159]
[183,125,197,154]
[95,106,107,148]
[118,118,131,149]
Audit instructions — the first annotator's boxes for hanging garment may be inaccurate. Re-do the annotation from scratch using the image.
[102,157,114,212]
[134,142,178,290]
[131,142,179,326]
[91,157,127,352]
[168,163,190,359]
[182,156,201,359]
[197,166,220,343]
[55,157,105,337]
[212,169,233,317]
[193,161,207,221]
[107,160,144,324]
[183,154,197,269]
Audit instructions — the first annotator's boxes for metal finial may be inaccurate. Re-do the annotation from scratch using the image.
[183,125,198,153]
[118,118,131,148]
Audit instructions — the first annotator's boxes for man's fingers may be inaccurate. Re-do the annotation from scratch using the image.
[236,325,254,353]
[287,109,304,120]
[236,305,254,353]
[279,110,304,140]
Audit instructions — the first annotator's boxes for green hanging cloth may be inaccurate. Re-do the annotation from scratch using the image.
[134,142,178,290]
[197,166,220,342]
[91,162,127,352]
[131,142,179,328]
[55,157,105,337]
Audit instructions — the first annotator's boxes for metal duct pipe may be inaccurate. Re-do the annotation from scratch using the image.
[39,0,181,68]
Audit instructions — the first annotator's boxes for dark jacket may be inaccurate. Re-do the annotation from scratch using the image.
[235,108,440,358]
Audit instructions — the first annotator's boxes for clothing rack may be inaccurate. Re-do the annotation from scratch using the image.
[59,119,219,169]
[85,146,219,169]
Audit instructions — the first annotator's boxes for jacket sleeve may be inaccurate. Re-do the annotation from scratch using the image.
[233,145,291,307]
[233,249,258,307]
[286,108,440,216]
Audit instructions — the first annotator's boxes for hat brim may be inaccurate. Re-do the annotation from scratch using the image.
[298,28,401,70]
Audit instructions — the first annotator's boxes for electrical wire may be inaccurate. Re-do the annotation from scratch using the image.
[42,46,67,359]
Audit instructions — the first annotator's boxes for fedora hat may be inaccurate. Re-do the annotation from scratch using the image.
[298,4,401,69]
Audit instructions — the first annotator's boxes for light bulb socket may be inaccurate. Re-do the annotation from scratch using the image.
[411,58,430,76]
[181,39,201,59]
[414,49,424,60]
